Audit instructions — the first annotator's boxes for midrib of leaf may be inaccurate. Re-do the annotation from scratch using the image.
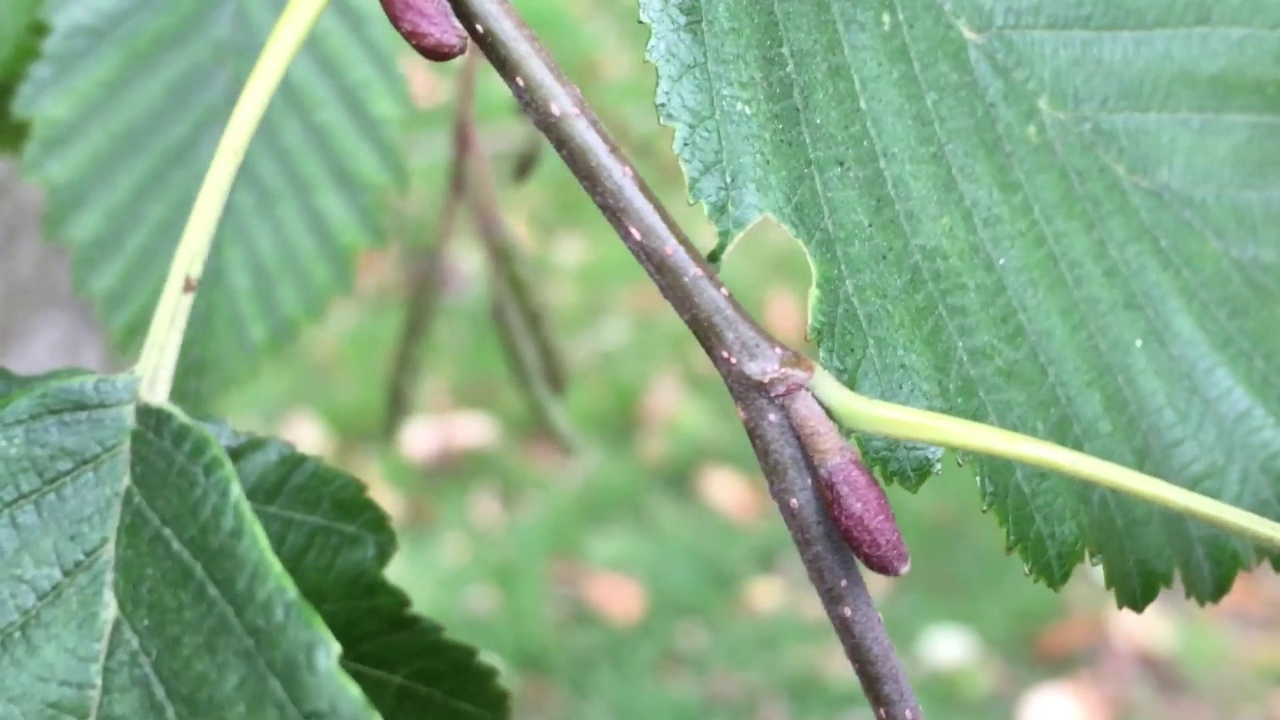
[881,2,1130,584]
[87,433,128,720]
[121,436,303,717]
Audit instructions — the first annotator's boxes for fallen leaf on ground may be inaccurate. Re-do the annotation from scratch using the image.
[635,369,687,464]
[913,621,985,674]
[395,408,503,467]
[576,568,649,629]
[1105,606,1178,661]
[466,485,507,532]
[276,406,336,459]
[1015,676,1112,720]
[761,286,807,347]
[692,462,765,526]
[1034,614,1106,663]
[740,573,790,617]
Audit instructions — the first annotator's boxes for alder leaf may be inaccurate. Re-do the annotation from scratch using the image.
[12,0,411,408]
[0,369,375,718]
[0,368,510,718]
[641,0,1280,609]
[209,423,512,720]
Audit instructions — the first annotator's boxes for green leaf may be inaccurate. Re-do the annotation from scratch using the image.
[0,0,41,77]
[0,368,376,718]
[0,0,42,152]
[207,423,512,720]
[640,0,1280,608]
[12,0,412,408]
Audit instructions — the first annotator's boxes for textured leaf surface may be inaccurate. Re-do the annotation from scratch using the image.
[210,423,511,720]
[641,0,1280,608]
[0,369,375,718]
[13,0,411,407]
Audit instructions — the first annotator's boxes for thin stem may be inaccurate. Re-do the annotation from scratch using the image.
[809,365,1280,550]
[443,0,916,712]
[736,386,921,719]
[385,49,480,434]
[510,124,544,183]
[135,0,328,403]
[489,280,580,450]
[462,95,567,396]
[447,0,799,390]
[464,107,577,444]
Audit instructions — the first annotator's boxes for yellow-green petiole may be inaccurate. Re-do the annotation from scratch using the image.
[808,365,1280,551]
[135,0,330,403]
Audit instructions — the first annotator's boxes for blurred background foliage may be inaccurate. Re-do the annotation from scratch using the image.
[5,0,1279,718]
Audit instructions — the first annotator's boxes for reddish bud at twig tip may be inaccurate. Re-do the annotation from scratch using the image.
[785,392,910,577]
[380,0,469,63]
[814,452,910,576]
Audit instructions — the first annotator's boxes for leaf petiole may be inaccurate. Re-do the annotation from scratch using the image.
[134,0,330,404]
[808,364,1280,551]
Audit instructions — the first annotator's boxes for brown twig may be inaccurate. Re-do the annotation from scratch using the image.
[509,125,544,184]
[738,387,921,718]
[462,111,568,396]
[437,0,923,716]
[384,51,481,436]
[488,279,580,450]
[464,112,577,446]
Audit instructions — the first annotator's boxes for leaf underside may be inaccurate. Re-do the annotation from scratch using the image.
[0,369,374,718]
[13,0,411,408]
[640,0,1280,609]
[0,369,510,718]
[211,424,511,720]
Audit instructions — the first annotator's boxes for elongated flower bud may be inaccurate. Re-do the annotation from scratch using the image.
[380,0,468,63]
[786,392,910,576]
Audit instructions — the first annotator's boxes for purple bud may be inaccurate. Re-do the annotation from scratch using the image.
[380,0,469,63]
[786,392,910,577]
[812,444,910,576]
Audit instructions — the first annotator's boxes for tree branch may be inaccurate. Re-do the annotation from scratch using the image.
[439,0,923,715]
[488,276,581,450]
[737,386,922,719]
[463,105,568,397]
[445,0,794,389]
[461,82,577,447]
[385,50,480,435]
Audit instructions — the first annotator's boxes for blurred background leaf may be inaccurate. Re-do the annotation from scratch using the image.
[0,0,42,152]
[13,0,412,408]
[640,0,1280,610]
